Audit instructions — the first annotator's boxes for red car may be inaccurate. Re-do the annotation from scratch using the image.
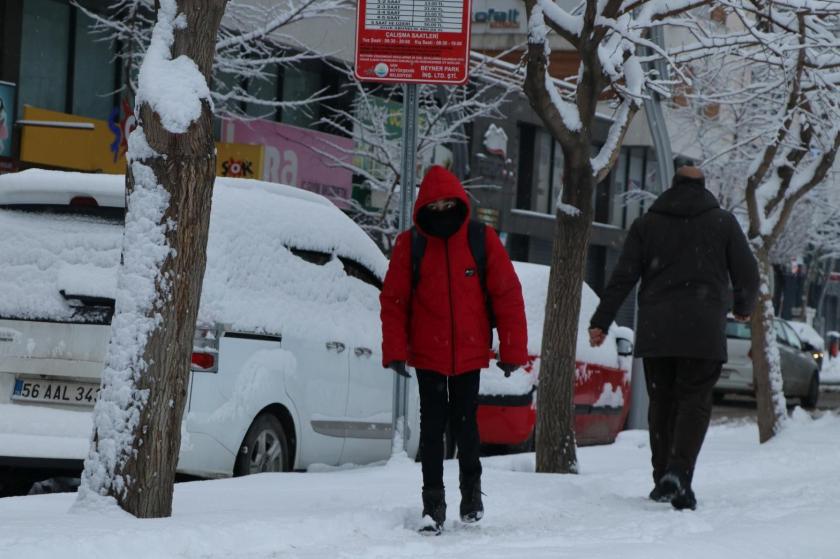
[476,262,634,450]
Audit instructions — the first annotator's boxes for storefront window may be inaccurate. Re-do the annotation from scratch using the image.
[533,129,552,212]
[611,149,628,228]
[18,0,70,115]
[72,10,117,120]
[281,62,322,128]
[246,64,279,120]
[522,127,563,214]
[625,147,646,225]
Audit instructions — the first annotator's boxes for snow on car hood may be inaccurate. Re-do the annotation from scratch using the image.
[512,261,623,369]
[480,262,628,396]
[0,171,387,348]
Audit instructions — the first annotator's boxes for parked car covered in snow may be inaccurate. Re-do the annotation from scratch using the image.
[0,170,421,495]
[475,262,634,451]
[715,317,820,408]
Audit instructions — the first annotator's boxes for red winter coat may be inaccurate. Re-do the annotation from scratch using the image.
[380,166,528,375]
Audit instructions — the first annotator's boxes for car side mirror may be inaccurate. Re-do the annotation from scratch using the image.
[616,338,634,357]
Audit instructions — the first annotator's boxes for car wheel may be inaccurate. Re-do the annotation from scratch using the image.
[234,413,291,476]
[801,373,820,410]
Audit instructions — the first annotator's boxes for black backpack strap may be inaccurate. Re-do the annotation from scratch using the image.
[467,221,487,294]
[467,221,496,331]
[410,226,426,289]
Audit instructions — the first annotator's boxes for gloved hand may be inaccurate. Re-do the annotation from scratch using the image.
[497,361,518,377]
[388,361,410,378]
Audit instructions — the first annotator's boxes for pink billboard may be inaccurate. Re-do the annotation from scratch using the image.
[221,119,353,207]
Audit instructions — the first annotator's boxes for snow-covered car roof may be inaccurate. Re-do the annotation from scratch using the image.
[787,321,825,351]
[0,170,387,348]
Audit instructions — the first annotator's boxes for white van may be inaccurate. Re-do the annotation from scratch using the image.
[0,170,420,494]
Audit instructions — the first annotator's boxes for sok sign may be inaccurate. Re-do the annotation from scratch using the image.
[355,0,472,84]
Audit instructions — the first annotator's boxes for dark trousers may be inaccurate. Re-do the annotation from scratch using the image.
[643,357,722,485]
[416,369,482,492]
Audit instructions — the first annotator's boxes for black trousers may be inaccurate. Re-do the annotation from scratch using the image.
[643,357,722,485]
[416,369,482,492]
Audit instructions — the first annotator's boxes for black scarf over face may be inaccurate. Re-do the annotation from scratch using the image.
[416,200,468,238]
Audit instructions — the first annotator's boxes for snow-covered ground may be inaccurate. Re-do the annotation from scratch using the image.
[1,411,838,559]
[823,357,840,384]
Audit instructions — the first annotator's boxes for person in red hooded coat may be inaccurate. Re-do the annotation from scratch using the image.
[380,165,527,533]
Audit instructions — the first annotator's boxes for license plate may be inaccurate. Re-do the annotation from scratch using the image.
[12,378,100,407]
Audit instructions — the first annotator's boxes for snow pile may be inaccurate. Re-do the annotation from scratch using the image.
[787,321,824,351]
[1,414,839,558]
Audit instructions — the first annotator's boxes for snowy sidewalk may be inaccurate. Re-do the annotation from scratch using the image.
[1,411,838,559]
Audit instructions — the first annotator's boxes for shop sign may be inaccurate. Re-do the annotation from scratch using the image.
[221,119,353,207]
[20,106,126,174]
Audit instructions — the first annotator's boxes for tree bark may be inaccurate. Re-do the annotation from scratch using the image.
[83,0,227,518]
[751,248,788,443]
[535,157,594,474]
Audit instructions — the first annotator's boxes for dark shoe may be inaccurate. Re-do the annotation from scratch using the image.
[656,470,683,501]
[420,488,446,535]
[671,486,697,511]
[650,471,681,503]
[649,483,673,503]
[459,473,484,523]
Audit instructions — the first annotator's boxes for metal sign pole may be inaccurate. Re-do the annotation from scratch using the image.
[393,82,419,452]
[626,25,674,430]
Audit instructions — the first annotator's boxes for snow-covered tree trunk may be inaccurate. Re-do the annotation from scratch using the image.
[76,0,226,518]
[751,248,788,442]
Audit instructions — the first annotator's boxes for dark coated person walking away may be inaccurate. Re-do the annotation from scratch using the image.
[588,159,759,511]
[380,165,528,534]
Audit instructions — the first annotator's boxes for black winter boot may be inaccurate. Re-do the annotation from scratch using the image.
[420,488,446,535]
[671,485,697,511]
[648,483,674,503]
[659,468,697,511]
[459,473,484,523]
[655,469,683,503]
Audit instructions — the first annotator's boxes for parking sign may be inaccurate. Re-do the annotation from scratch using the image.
[355,0,473,84]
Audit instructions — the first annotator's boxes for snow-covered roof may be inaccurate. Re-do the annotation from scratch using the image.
[0,170,386,347]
